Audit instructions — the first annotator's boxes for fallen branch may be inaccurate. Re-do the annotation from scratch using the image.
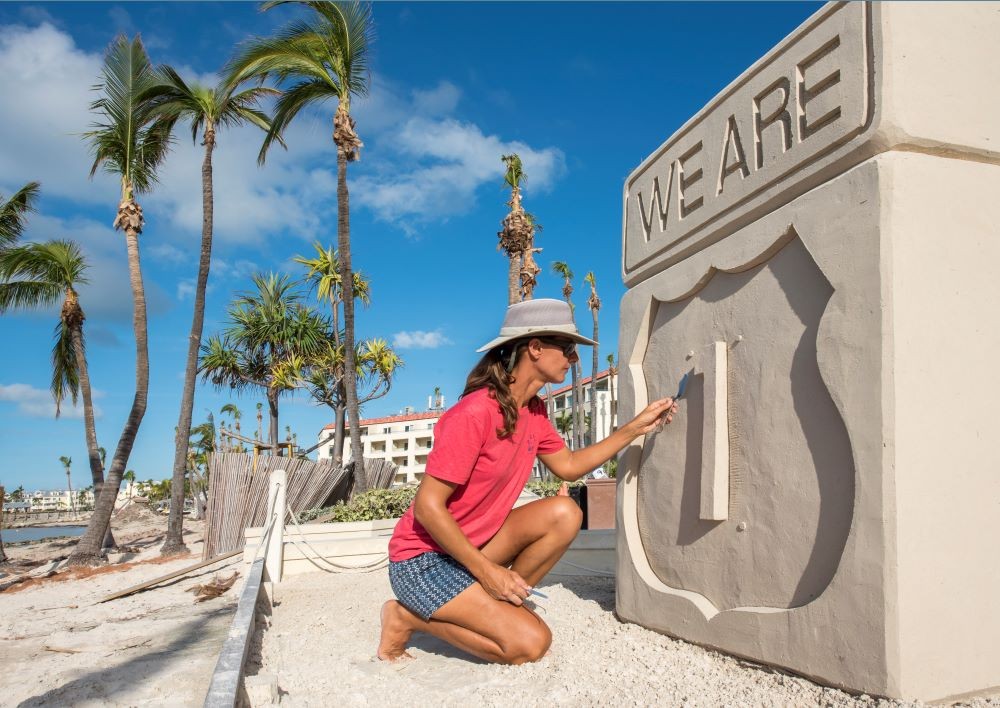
[44,646,82,654]
[96,550,242,604]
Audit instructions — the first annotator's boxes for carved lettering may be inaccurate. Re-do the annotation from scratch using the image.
[717,116,750,196]
[753,76,792,169]
[678,142,704,219]
[797,36,843,140]
[637,165,677,241]
[624,3,868,280]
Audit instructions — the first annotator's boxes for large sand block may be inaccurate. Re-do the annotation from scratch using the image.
[615,2,1000,701]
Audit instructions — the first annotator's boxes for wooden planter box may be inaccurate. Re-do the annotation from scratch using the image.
[584,478,617,530]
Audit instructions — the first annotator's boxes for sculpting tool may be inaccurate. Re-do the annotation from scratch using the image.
[529,588,548,599]
[674,372,691,400]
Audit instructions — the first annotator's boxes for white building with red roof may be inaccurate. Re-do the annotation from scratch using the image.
[317,407,445,486]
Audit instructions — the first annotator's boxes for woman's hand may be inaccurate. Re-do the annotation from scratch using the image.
[629,397,679,436]
[477,561,532,606]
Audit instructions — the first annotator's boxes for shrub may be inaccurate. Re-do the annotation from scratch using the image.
[523,479,584,498]
[301,486,418,523]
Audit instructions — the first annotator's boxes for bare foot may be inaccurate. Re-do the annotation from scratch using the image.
[377,600,415,662]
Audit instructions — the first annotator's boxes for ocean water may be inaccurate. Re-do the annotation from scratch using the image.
[3,525,87,543]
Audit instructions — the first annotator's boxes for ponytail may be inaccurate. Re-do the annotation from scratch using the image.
[461,340,529,438]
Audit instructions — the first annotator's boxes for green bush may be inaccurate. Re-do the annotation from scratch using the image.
[523,479,584,498]
[300,486,418,523]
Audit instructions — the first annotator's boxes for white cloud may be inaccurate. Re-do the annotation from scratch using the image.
[0,382,102,420]
[354,118,565,232]
[20,212,172,322]
[392,329,452,349]
[0,22,565,250]
[177,279,196,301]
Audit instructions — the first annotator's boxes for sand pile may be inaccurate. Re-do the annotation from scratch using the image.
[247,571,999,707]
[0,518,241,707]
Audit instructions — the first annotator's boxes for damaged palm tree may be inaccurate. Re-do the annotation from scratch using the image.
[227,0,375,491]
[70,35,172,566]
[498,153,542,304]
[584,272,601,445]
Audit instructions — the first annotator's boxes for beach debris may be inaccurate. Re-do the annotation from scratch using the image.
[187,570,240,603]
[43,645,83,654]
[96,549,241,604]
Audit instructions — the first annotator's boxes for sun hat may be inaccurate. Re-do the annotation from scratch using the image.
[476,298,598,353]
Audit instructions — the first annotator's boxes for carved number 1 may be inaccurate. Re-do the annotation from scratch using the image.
[695,341,729,521]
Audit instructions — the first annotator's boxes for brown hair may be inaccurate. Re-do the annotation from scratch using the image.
[461,339,532,438]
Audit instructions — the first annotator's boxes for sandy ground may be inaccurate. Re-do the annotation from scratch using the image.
[0,507,241,707]
[249,570,999,708]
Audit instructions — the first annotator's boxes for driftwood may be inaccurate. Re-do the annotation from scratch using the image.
[187,571,240,603]
[96,550,242,604]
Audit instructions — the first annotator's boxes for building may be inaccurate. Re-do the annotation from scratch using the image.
[317,407,445,486]
[315,372,621,486]
[28,489,93,511]
[540,368,619,446]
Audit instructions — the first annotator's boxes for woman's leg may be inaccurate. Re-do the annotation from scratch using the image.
[378,496,582,662]
[379,588,550,664]
[479,495,583,585]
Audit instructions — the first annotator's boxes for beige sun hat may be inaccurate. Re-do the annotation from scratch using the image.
[476,298,598,352]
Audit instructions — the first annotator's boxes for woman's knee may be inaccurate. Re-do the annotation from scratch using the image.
[547,495,583,530]
[502,617,552,664]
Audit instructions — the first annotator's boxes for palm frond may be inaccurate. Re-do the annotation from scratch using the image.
[259,78,337,163]
[51,319,80,417]
[0,181,40,248]
[84,35,172,195]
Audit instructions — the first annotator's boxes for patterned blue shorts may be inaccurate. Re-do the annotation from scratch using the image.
[389,551,477,621]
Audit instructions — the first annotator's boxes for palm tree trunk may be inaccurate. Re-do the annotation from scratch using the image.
[68,221,149,566]
[66,470,76,517]
[337,145,365,491]
[573,362,585,450]
[0,486,8,564]
[70,321,116,548]
[163,130,216,554]
[268,391,280,455]
[508,255,520,305]
[608,367,617,431]
[589,311,598,444]
[333,398,347,466]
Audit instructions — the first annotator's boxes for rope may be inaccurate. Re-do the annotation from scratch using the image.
[547,559,616,578]
[281,500,389,574]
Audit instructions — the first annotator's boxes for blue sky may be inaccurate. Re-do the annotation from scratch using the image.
[0,1,818,491]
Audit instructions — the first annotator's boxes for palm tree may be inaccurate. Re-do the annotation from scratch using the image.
[302,335,402,466]
[606,353,618,432]
[0,182,40,249]
[294,242,371,464]
[497,154,543,304]
[552,261,584,450]
[123,470,136,501]
[59,456,77,516]
[0,239,117,546]
[0,485,7,563]
[555,411,573,442]
[227,0,375,489]
[147,67,278,555]
[199,273,326,453]
[255,402,264,443]
[70,35,173,566]
[584,272,600,444]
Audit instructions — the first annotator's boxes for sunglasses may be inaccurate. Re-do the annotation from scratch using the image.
[540,337,577,358]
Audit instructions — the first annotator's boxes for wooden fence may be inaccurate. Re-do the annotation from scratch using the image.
[202,454,397,559]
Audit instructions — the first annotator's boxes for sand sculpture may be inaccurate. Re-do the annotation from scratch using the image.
[615,2,1000,701]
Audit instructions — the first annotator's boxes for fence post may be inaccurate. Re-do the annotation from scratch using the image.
[264,469,286,583]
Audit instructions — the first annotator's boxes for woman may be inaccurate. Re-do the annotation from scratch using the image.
[377,298,678,664]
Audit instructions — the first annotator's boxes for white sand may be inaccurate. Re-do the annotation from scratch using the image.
[248,570,999,707]
[1,514,240,707]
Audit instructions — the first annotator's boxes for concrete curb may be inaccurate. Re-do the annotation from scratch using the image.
[203,557,268,708]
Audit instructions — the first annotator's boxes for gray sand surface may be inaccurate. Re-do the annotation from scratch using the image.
[247,570,999,707]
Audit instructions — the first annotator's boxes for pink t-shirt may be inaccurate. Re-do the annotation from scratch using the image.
[388,387,566,562]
